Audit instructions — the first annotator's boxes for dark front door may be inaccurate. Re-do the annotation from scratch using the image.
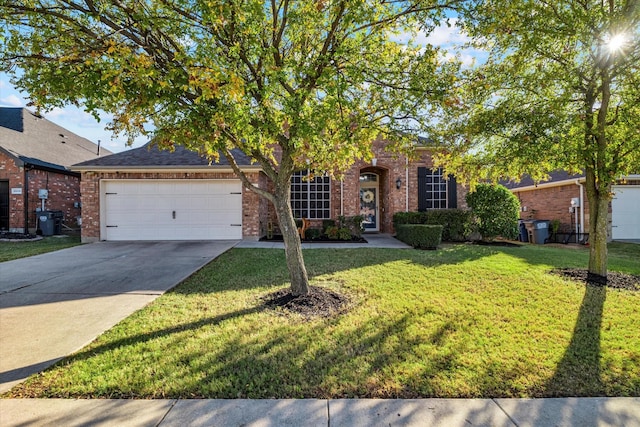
[0,181,9,231]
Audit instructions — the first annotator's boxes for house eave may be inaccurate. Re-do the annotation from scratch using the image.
[70,165,263,173]
[510,175,638,193]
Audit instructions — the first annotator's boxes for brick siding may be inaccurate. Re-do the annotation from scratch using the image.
[1,151,81,232]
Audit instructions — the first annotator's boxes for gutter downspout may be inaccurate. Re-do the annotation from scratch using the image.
[575,180,584,239]
[405,157,409,212]
[23,165,29,233]
[340,180,344,216]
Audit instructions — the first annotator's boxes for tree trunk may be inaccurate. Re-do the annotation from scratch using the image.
[273,182,310,296]
[585,170,609,278]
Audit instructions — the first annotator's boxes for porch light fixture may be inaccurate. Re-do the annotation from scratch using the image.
[396,177,402,190]
[372,158,377,167]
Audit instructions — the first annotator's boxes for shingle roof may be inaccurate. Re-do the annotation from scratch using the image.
[502,171,585,189]
[0,107,111,172]
[72,142,256,169]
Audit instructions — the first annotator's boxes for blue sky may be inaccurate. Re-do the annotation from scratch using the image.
[0,19,478,153]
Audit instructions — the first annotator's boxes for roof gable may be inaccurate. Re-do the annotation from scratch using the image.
[0,107,111,171]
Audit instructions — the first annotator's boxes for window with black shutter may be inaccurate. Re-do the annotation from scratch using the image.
[417,167,457,210]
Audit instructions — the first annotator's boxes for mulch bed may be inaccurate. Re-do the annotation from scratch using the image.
[260,235,367,243]
[0,232,41,242]
[551,268,640,291]
[473,240,523,247]
[261,285,350,319]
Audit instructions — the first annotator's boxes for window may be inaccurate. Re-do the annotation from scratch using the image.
[417,167,457,210]
[290,171,331,219]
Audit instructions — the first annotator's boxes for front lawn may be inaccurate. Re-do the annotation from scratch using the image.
[6,243,639,398]
[0,235,82,262]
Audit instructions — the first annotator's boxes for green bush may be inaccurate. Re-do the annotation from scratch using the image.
[393,209,472,241]
[336,215,364,238]
[466,183,520,241]
[325,226,339,240]
[305,228,323,240]
[395,224,443,249]
[322,219,336,231]
[337,227,352,241]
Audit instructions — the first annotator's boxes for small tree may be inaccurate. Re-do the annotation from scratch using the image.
[466,184,520,241]
[438,0,640,276]
[1,0,461,296]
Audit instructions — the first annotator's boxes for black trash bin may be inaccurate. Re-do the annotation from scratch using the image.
[38,210,64,236]
[518,220,529,242]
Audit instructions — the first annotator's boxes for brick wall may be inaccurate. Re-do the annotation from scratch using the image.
[80,171,265,242]
[0,152,25,231]
[514,184,591,234]
[263,139,469,234]
[27,169,81,231]
[1,152,81,232]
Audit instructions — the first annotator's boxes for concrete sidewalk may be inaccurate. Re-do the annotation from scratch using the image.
[1,397,639,426]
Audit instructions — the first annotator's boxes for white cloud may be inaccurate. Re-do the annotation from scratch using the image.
[0,94,23,107]
[424,19,470,47]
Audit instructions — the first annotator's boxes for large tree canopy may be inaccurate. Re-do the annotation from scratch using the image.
[436,0,640,276]
[1,0,460,294]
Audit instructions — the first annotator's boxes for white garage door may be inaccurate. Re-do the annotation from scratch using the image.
[102,180,242,241]
[611,185,640,240]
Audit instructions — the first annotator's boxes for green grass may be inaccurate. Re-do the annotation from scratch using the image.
[6,242,640,399]
[0,235,82,262]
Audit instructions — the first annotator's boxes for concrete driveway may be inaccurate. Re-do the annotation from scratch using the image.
[0,241,237,393]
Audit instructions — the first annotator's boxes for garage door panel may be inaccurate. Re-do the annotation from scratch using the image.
[103,180,242,241]
[612,186,640,240]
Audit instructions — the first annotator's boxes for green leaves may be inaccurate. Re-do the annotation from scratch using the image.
[2,0,459,173]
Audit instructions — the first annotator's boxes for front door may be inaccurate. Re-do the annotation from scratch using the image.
[359,173,379,232]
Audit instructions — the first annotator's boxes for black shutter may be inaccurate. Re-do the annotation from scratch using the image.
[447,175,457,209]
[418,167,428,211]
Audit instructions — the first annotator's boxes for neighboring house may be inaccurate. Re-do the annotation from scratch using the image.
[0,107,111,233]
[504,171,640,241]
[72,138,468,242]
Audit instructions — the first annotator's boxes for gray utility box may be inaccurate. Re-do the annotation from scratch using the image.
[38,210,64,236]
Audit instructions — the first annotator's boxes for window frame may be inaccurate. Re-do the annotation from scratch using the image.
[417,167,457,210]
[290,170,332,219]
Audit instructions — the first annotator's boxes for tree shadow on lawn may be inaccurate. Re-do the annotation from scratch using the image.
[543,283,606,397]
[10,308,480,399]
[8,274,638,399]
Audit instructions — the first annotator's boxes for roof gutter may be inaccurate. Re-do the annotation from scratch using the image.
[510,174,638,193]
[509,177,586,193]
[70,165,263,173]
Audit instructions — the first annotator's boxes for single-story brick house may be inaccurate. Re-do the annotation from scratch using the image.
[0,107,111,233]
[72,138,468,242]
[504,171,640,241]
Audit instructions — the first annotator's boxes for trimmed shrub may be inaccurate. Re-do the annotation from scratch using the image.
[392,211,428,226]
[337,215,364,238]
[337,227,352,241]
[396,224,443,249]
[466,183,520,241]
[393,209,473,241]
[305,228,323,240]
[325,226,339,240]
[322,219,336,231]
